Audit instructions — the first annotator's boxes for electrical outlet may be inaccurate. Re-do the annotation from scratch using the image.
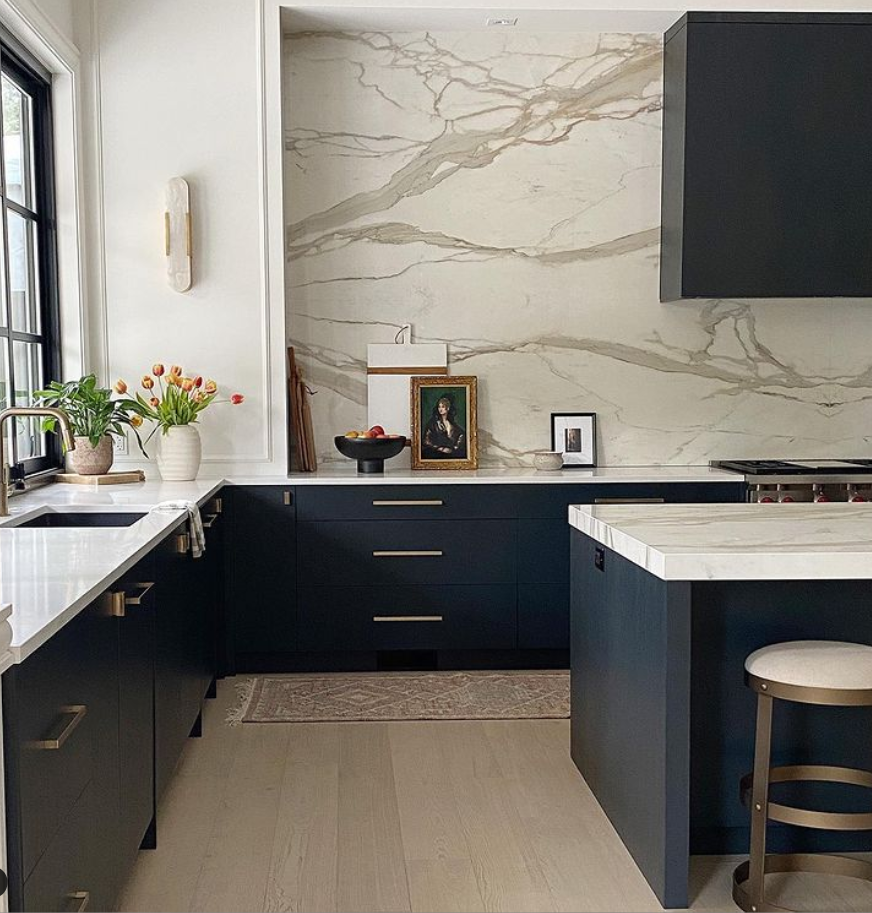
[113,432,129,455]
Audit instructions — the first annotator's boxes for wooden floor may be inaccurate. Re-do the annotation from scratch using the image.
[117,678,872,913]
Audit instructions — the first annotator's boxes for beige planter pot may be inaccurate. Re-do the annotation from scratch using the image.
[156,425,202,481]
[68,435,114,476]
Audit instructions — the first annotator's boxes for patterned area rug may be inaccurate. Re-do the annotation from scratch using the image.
[228,670,569,724]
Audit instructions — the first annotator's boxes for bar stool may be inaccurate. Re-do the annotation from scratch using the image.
[733,640,872,912]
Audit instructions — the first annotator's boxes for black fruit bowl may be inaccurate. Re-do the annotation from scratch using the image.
[334,435,407,473]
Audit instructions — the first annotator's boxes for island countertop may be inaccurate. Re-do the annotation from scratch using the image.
[569,502,872,581]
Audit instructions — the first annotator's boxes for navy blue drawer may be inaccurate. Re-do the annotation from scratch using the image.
[518,520,569,584]
[298,585,517,651]
[518,584,569,650]
[4,614,96,881]
[296,485,517,521]
[515,482,745,517]
[298,520,516,585]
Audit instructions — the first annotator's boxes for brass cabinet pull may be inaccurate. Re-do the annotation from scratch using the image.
[201,513,220,529]
[174,532,190,554]
[125,582,155,606]
[283,491,293,506]
[28,705,87,750]
[372,550,443,558]
[372,499,443,507]
[593,497,666,505]
[209,496,223,514]
[373,615,443,623]
[66,891,90,912]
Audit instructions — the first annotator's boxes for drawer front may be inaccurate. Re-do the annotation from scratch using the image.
[298,520,516,586]
[518,520,569,584]
[296,485,517,521]
[515,482,745,518]
[298,585,517,651]
[22,781,101,913]
[5,616,96,879]
[518,584,569,650]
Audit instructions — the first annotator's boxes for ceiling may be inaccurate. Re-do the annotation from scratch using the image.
[281,2,872,34]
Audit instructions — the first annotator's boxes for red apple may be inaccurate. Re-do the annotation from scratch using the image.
[361,430,377,439]
[369,425,385,436]
[376,434,389,439]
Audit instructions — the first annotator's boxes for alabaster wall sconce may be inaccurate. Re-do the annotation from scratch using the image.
[165,177,192,292]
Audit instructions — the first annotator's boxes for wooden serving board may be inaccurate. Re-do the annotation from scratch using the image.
[56,470,146,486]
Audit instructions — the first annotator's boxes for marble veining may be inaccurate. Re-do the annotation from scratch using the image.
[570,503,872,580]
[283,30,872,467]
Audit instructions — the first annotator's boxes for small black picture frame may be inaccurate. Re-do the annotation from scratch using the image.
[550,412,597,468]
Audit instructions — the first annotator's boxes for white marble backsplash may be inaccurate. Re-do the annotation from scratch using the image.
[283,30,872,466]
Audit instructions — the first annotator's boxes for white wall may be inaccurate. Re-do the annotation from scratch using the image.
[78,0,287,474]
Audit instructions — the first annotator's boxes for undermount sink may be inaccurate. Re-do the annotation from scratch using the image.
[13,511,146,529]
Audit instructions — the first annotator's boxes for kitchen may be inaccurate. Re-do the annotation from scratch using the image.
[0,2,871,913]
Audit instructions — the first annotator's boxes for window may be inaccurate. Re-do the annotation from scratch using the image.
[0,30,59,476]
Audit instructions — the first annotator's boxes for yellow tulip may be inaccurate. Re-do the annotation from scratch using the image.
[142,375,154,390]
[130,414,143,427]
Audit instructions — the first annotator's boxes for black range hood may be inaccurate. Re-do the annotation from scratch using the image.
[660,12,872,301]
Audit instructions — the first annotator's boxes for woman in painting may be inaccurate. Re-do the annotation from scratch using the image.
[423,394,466,459]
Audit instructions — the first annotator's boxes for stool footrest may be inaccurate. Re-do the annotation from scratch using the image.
[740,764,872,831]
[733,852,872,912]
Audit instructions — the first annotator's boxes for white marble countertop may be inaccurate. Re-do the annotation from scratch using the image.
[0,479,223,663]
[570,502,872,581]
[280,465,743,485]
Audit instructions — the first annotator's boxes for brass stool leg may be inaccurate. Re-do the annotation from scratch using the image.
[748,693,774,911]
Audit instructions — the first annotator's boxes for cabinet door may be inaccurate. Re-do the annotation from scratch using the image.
[227,487,296,662]
[154,523,201,802]
[114,559,156,869]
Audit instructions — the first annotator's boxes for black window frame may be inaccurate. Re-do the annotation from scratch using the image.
[0,25,61,477]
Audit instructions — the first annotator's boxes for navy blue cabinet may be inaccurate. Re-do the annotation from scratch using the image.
[229,481,744,670]
[226,486,296,667]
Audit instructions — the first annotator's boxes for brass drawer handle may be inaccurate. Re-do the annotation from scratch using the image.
[372,550,443,558]
[372,499,443,507]
[174,532,190,554]
[283,491,293,506]
[201,513,220,529]
[594,497,666,505]
[66,891,90,912]
[373,615,443,623]
[209,496,223,514]
[126,581,155,606]
[28,705,87,750]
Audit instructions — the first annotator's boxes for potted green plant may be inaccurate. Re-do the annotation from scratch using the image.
[34,375,146,475]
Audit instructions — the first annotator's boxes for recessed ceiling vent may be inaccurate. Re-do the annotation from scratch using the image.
[486,17,518,26]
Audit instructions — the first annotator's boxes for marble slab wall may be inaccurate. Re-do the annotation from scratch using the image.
[283,30,872,466]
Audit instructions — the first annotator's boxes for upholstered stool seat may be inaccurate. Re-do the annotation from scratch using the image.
[733,640,872,912]
[746,641,872,693]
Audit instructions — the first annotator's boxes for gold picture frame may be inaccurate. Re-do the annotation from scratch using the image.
[411,376,478,470]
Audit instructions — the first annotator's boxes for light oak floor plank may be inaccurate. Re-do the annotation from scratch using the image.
[118,678,872,913]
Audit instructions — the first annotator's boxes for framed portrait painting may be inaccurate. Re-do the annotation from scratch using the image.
[411,376,478,470]
[551,412,597,468]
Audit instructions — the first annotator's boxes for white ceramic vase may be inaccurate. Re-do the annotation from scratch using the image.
[156,425,202,481]
[68,435,114,475]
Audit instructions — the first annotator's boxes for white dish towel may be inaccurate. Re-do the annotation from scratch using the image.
[150,500,206,558]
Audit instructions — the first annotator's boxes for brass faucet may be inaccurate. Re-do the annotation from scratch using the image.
[0,407,76,516]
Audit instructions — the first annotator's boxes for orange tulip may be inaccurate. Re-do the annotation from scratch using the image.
[230,393,245,405]
[152,364,165,377]
[166,373,178,386]
[169,365,182,377]
[193,391,205,403]
[114,379,128,395]
[130,414,143,428]
[149,396,159,407]
[181,377,194,392]
[204,379,217,395]
[142,375,154,390]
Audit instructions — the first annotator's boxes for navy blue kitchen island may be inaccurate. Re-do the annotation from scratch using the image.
[569,502,872,908]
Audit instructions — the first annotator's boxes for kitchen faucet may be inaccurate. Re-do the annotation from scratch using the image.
[0,407,76,516]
